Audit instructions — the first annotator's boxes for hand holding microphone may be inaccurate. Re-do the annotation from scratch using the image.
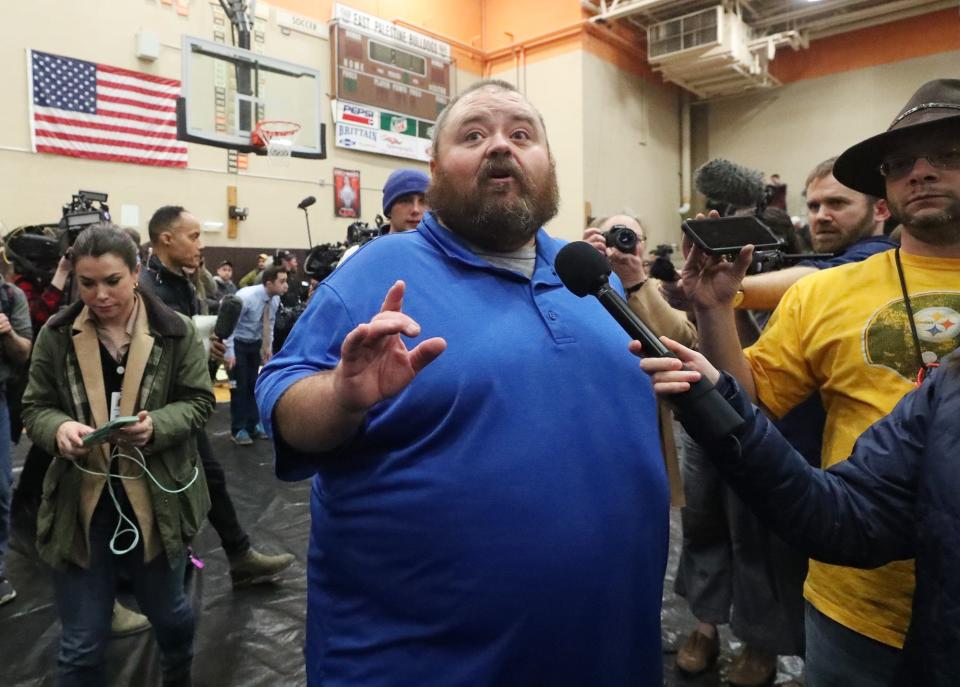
[554,241,744,441]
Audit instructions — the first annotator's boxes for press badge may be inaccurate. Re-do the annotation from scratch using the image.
[110,392,122,420]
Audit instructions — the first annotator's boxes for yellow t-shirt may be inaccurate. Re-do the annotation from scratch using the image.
[745,249,960,648]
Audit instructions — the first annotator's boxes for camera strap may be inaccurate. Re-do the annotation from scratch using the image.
[894,247,939,386]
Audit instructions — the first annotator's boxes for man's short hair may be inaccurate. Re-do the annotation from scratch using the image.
[431,79,547,156]
[148,205,186,244]
[803,157,880,205]
[262,264,286,284]
[218,259,233,268]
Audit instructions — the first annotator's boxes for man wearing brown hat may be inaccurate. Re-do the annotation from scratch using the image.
[672,79,960,685]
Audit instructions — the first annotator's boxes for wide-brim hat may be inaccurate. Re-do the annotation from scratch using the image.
[834,79,960,198]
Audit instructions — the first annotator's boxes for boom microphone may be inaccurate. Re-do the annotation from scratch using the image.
[214,294,243,341]
[554,241,744,441]
[297,195,317,210]
[694,158,766,212]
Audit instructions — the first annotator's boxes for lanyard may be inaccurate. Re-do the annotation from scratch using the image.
[894,247,939,386]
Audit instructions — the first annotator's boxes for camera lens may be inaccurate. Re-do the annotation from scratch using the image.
[603,225,638,253]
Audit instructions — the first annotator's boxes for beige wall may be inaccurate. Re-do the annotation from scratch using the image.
[582,52,681,248]
[699,49,960,217]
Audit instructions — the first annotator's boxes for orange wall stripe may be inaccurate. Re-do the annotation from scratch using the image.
[771,8,960,84]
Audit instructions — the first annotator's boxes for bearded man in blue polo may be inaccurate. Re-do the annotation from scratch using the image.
[256,79,669,687]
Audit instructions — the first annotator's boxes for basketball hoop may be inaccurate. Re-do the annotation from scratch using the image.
[251,120,301,159]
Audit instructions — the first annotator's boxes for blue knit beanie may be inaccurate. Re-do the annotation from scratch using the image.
[382,168,429,217]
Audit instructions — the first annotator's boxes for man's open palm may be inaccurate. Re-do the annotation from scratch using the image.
[333,281,446,413]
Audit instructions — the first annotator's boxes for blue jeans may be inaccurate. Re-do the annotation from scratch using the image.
[52,486,194,686]
[805,601,901,687]
[230,339,262,436]
[0,392,12,579]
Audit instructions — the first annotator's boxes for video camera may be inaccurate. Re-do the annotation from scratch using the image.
[681,216,831,276]
[60,190,111,250]
[346,220,381,246]
[648,244,679,282]
[303,219,387,281]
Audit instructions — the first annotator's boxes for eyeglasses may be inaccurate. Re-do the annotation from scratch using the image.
[878,148,960,179]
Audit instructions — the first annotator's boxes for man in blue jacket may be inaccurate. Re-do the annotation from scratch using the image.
[257,79,670,686]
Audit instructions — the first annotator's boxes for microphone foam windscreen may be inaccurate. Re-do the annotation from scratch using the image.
[214,294,244,340]
[694,158,765,210]
[554,241,612,297]
[298,195,317,210]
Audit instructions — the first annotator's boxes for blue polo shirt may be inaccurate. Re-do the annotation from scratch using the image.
[256,212,669,687]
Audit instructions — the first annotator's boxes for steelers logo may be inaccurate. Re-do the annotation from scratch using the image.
[914,306,960,343]
[864,295,960,380]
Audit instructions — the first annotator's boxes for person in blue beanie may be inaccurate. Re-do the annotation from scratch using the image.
[381,168,429,234]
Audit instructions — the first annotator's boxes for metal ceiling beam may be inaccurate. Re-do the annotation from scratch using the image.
[584,0,687,24]
[797,0,956,34]
[749,0,862,28]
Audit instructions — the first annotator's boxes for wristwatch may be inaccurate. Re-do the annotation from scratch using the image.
[625,280,647,297]
[732,289,745,307]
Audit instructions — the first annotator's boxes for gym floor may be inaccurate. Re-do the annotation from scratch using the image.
[0,400,804,686]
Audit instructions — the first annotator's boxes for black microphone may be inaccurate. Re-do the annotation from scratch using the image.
[694,158,765,211]
[554,241,744,441]
[214,294,243,341]
[297,195,317,210]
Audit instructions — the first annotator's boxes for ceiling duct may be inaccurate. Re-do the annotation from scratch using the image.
[647,6,782,98]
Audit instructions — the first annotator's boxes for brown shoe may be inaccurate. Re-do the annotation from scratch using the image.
[675,628,720,675]
[111,600,151,638]
[726,645,777,687]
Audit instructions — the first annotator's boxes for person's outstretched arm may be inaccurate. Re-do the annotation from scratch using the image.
[635,336,927,568]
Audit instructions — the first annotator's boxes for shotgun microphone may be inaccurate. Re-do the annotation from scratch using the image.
[213,294,243,341]
[554,241,744,441]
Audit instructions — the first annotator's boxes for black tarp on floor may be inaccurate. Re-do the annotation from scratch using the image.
[0,404,802,686]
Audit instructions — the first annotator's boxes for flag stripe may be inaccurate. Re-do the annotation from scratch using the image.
[36,145,187,167]
[36,126,182,149]
[97,63,181,87]
[34,113,178,139]
[97,93,176,113]
[30,49,187,167]
[98,81,178,104]
[35,105,177,129]
[96,107,177,126]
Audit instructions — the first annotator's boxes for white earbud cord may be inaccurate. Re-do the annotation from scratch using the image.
[68,445,199,555]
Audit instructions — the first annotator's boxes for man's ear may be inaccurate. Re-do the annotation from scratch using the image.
[874,198,892,222]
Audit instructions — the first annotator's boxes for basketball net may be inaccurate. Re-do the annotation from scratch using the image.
[252,121,301,166]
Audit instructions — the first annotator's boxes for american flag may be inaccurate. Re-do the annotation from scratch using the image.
[29,50,188,167]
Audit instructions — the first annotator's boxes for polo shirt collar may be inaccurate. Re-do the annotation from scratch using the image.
[416,211,563,288]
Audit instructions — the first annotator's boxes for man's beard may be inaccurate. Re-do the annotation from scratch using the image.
[889,193,960,246]
[427,156,560,252]
[811,206,876,254]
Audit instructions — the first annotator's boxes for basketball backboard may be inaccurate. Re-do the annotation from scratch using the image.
[177,36,326,158]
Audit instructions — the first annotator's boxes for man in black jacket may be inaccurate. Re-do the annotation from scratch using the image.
[142,206,294,587]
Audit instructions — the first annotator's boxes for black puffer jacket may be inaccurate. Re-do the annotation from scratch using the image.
[693,365,960,687]
[138,254,200,317]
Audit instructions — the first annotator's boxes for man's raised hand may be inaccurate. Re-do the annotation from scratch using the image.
[333,280,446,414]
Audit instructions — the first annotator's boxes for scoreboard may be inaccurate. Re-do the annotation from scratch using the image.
[336,29,451,121]
[331,4,452,161]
